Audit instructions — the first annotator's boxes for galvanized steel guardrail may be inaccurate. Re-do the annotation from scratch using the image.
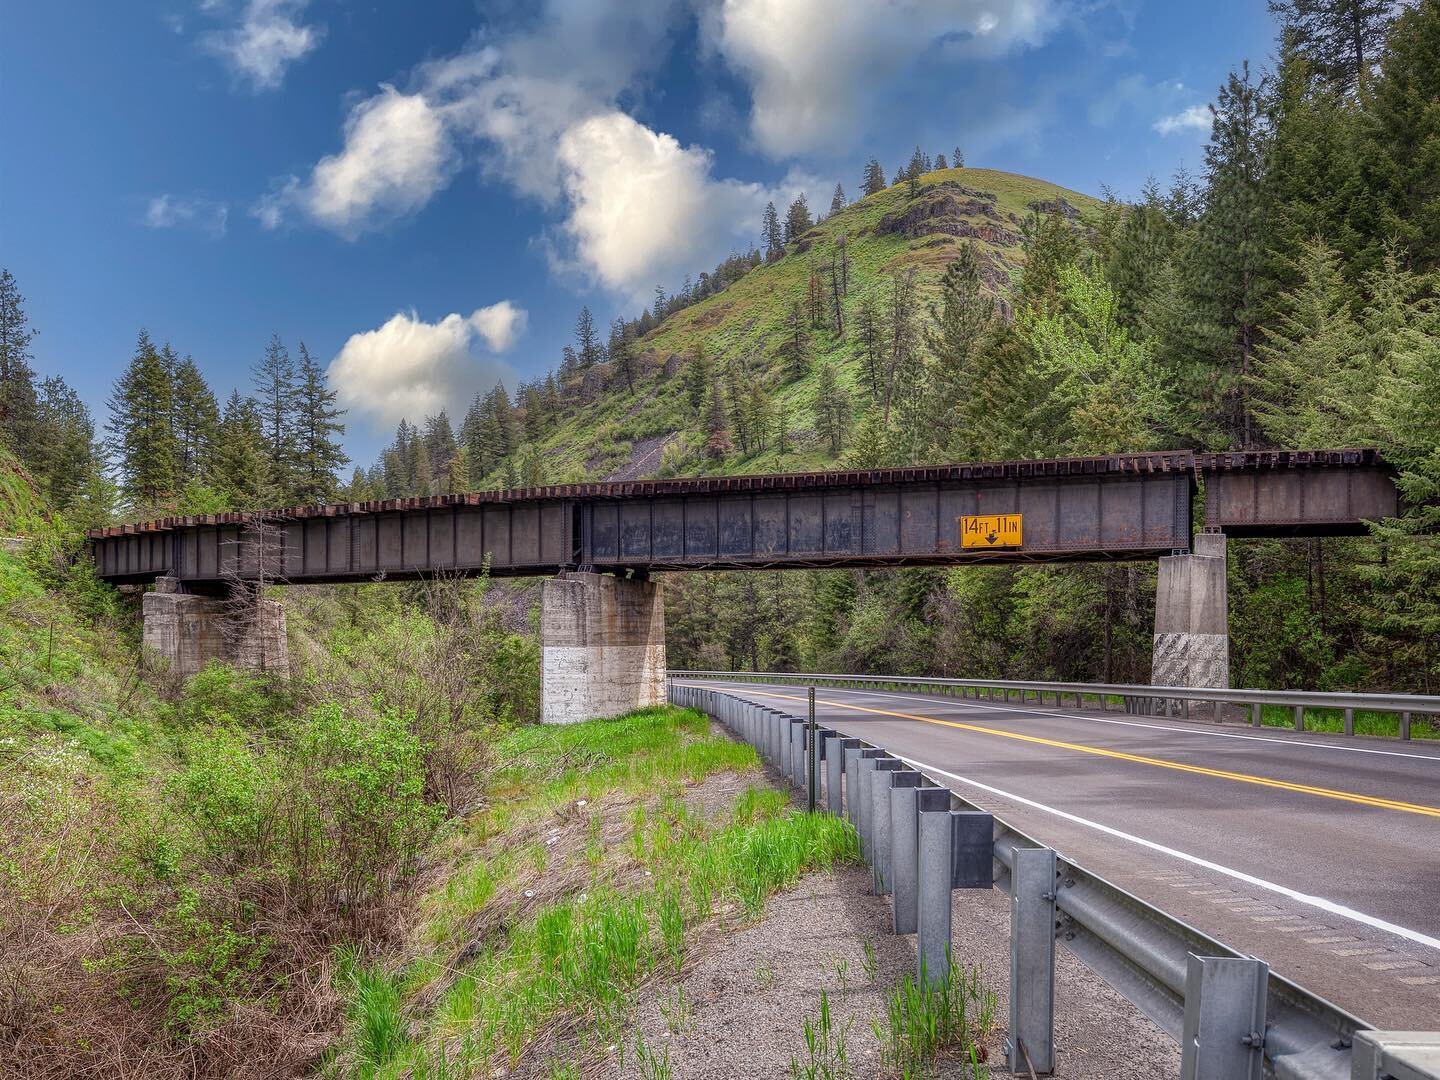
[669,680,1440,1080]
[669,670,1440,741]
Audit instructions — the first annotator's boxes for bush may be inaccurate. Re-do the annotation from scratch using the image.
[281,702,440,912]
[171,724,278,869]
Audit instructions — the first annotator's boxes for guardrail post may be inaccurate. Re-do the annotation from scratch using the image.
[823,732,844,814]
[856,749,884,860]
[1008,846,1056,1076]
[871,758,903,894]
[1344,707,1355,736]
[790,718,806,789]
[916,788,953,987]
[1293,704,1305,732]
[1251,702,1262,727]
[1401,711,1411,741]
[839,738,863,819]
[1180,954,1267,1080]
[807,687,818,811]
[889,771,924,934]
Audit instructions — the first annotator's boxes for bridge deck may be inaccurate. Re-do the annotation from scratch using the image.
[88,449,1396,585]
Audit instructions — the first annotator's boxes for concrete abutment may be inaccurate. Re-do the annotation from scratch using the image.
[541,572,665,725]
[141,576,288,678]
[1151,532,1229,689]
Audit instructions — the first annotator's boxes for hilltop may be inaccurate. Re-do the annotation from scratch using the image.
[531,167,1103,483]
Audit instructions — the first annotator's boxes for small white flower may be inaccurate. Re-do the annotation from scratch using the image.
[524,889,535,898]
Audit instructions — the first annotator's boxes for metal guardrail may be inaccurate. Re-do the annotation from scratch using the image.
[669,681,1440,1080]
[669,670,1440,740]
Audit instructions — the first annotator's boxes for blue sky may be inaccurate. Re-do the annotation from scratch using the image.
[1,0,1276,466]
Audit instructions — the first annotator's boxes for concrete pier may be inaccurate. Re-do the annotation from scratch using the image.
[1152,532,1229,688]
[142,576,288,677]
[540,572,666,725]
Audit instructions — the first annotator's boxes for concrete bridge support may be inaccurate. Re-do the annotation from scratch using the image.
[541,571,666,725]
[142,576,288,678]
[1152,532,1229,688]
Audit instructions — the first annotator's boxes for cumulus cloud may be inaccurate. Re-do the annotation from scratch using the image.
[1153,104,1211,136]
[144,194,229,236]
[203,0,321,90]
[328,302,527,427]
[704,0,1061,158]
[273,0,818,298]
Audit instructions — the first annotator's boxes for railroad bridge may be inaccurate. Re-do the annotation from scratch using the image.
[90,449,1400,723]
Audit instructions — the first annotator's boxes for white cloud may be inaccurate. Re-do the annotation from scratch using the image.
[203,0,320,90]
[1153,104,1211,136]
[274,0,808,297]
[704,0,1062,158]
[328,302,526,427]
[144,193,229,236]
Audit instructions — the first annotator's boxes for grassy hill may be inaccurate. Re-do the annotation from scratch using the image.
[534,167,1103,482]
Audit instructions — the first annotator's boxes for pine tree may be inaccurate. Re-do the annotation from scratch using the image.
[106,330,178,510]
[1358,0,1440,272]
[778,298,811,377]
[907,145,927,178]
[609,318,636,392]
[704,377,731,459]
[211,391,270,507]
[252,334,299,498]
[1103,179,1177,329]
[935,152,948,170]
[924,244,999,457]
[1249,239,1361,446]
[762,201,784,260]
[747,383,773,453]
[683,343,712,410]
[31,376,98,511]
[829,183,847,216]
[861,158,886,197]
[0,268,38,460]
[806,270,827,328]
[412,436,434,495]
[170,355,219,478]
[291,342,346,503]
[724,361,754,454]
[813,361,852,455]
[422,410,458,484]
[784,194,813,244]
[521,384,547,445]
[853,292,885,405]
[575,306,602,369]
[1267,0,1395,93]
[952,145,965,168]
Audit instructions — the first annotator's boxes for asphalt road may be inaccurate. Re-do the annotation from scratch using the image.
[680,679,1440,1029]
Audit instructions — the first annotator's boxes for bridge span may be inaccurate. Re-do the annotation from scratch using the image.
[88,448,1401,724]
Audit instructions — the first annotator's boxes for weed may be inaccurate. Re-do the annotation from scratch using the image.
[861,939,878,983]
[874,953,995,1079]
[755,958,776,990]
[548,1062,580,1080]
[345,960,407,1075]
[657,887,686,971]
[790,988,851,1080]
[831,956,850,986]
[635,1033,674,1080]
[659,985,690,1034]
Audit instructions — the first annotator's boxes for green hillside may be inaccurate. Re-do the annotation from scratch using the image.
[533,167,1103,482]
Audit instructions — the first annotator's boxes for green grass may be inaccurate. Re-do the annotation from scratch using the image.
[1256,704,1439,739]
[874,953,996,1080]
[339,704,861,1077]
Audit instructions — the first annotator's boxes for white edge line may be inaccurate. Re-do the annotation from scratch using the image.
[741,682,1440,763]
[902,754,1440,954]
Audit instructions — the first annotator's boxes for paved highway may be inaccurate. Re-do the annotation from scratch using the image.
[681,679,1440,1028]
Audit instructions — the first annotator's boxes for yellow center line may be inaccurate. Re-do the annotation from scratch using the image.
[685,683,1440,819]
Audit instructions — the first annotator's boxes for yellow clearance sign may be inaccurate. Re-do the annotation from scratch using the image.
[960,513,1023,549]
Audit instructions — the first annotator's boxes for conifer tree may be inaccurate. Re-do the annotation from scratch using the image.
[170,355,219,478]
[1249,239,1361,446]
[107,330,178,509]
[925,244,999,457]
[412,436,434,495]
[1267,0,1395,93]
[1104,179,1177,329]
[861,159,886,197]
[252,334,299,497]
[853,292,885,404]
[0,268,38,459]
[704,377,731,459]
[784,194,812,243]
[806,270,827,328]
[935,152,948,170]
[829,183,847,216]
[609,318,636,392]
[31,376,98,512]
[813,361,852,455]
[684,344,712,410]
[292,342,346,503]
[422,410,458,483]
[211,391,270,507]
[778,298,811,377]
[762,201,784,259]
[952,145,965,168]
[575,306,602,369]
[1358,0,1440,272]
[747,383,773,453]
[724,361,754,454]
